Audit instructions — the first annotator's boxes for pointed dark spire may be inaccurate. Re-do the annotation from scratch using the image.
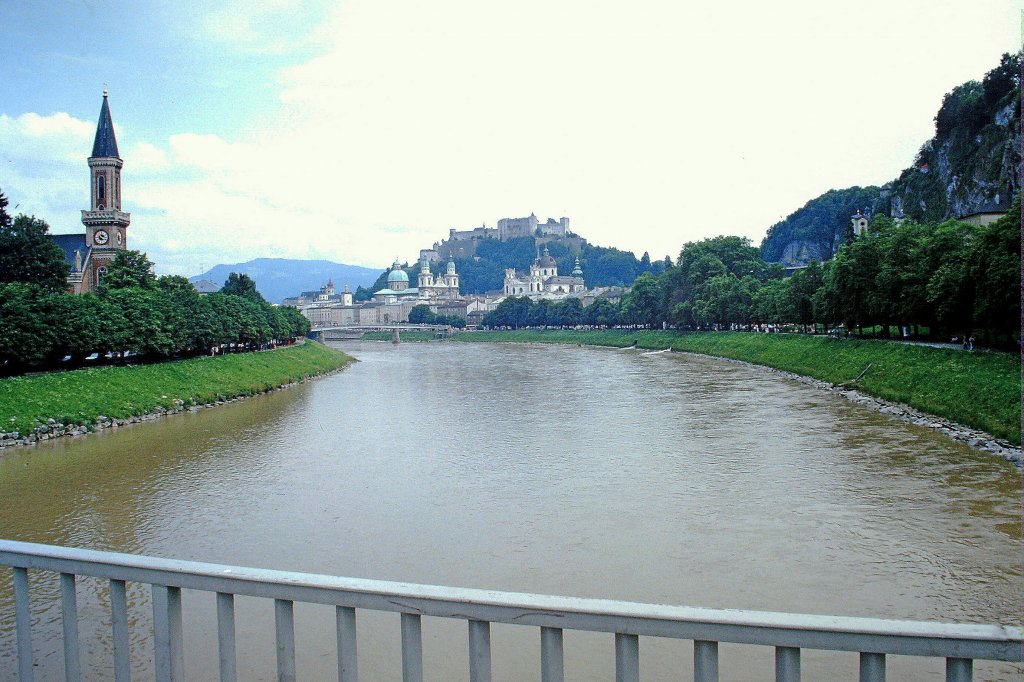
[91,89,120,159]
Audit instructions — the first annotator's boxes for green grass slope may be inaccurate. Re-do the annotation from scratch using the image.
[0,342,352,437]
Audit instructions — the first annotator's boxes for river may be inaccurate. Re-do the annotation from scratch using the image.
[0,341,1020,680]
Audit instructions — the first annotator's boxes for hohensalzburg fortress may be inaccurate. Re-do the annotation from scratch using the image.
[419,213,586,263]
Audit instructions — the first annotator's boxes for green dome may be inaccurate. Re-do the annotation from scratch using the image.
[388,269,409,284]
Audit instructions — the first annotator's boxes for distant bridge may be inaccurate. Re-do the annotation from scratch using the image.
[310,323,454,341]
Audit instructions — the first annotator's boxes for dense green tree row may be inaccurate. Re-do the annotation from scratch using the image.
[618,198,1020,345]
[0,195,309,374]
[483,199,1020,347]
[482,296,620,329]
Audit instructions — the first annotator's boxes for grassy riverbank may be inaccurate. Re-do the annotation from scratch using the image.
[450,329,1021,444]
[0,341,353,437]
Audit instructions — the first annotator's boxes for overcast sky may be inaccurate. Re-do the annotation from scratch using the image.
[1,0,1020,276]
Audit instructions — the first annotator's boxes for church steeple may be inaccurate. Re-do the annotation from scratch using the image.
[91,89,120,160]
[82,89,130,287]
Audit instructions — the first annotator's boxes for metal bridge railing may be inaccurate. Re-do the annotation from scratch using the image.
[2,539,1021,682]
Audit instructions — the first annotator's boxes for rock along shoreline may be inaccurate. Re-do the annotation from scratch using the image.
[0,364,352,450]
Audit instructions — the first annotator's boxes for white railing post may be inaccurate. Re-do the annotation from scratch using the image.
[775,646,800,682]
[540,627,564,682]
[401,613,423,682]
[13,566,34,682]
[152,585,184,682]
[337,606,358,682]
[60,573,81,682]
[946,658,972,682]
[615,633,639,682]
[694,639,719,682]
[275,599,296,682]
[216,592,237,682]
[860,652,886,681]
[109,579,130,682]
[468,620,491,682]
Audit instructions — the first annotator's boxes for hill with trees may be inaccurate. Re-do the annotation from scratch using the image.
[762,53,1020,265]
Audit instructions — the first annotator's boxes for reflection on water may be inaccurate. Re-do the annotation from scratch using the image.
[0,341,1020,680]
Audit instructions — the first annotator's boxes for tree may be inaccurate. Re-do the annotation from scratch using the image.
[752,279,790,324]
[583,298,619,327]
[158,274,196,293]
[786,261,823,330]
[104,287,172,358]
[408,304,434,324]
[969,196,1020,341]
[0,188,12,229]
[221,272,263,301]
[280,305,311,337]
[525,299,550,327]
[620,273,662,328]
[925,221,977,336]
[100,250,157,290]
[0,215,69,292]
[0,283,60,370]
[483,296,532,328]
[558,298,583,327]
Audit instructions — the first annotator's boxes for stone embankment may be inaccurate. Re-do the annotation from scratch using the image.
[0,368,347,449]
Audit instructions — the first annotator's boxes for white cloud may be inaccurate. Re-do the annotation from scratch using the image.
[125,142,169,171]
[12,111,93,141]
[3,0,1020,279]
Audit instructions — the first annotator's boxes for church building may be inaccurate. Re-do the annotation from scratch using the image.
[51,90,131,294]
[503,246,585,298]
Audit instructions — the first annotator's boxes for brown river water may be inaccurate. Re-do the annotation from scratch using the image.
[0,341,1020,680]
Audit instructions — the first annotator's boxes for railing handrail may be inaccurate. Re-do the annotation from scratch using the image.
[2,539,1020,662]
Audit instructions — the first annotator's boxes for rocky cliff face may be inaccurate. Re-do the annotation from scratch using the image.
[762,53,1020,266]
[887,97,1020,224]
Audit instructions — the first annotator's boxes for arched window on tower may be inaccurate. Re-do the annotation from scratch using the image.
[115,173,120,209]
[97,175,105,208]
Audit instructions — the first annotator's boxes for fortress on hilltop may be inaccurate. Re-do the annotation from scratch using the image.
[421,213,586,262]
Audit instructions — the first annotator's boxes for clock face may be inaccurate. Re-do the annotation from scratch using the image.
[94,230,109,246]
[116,231,123,246]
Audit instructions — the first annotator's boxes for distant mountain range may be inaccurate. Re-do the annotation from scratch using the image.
[189,258,383,304]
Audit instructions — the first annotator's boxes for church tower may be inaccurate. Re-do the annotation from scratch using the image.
[444,258,459,294]
[81,88,130,286]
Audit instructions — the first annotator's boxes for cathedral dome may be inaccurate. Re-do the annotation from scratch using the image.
[388,269,409,284]
[537,246,557,268]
